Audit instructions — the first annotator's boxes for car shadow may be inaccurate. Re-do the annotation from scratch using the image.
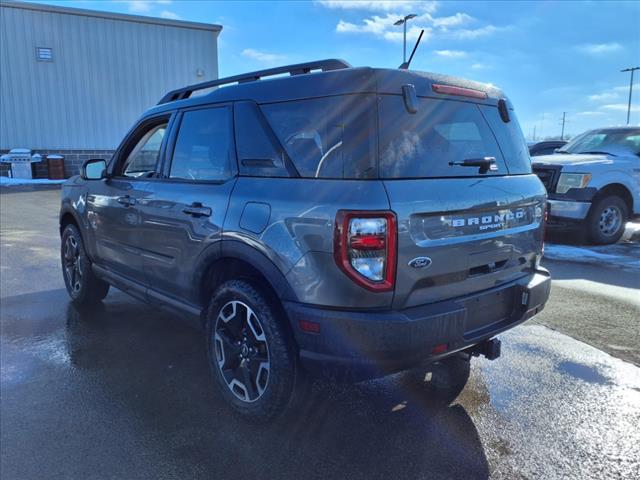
[0,288,490,479]
[65,300,490,479]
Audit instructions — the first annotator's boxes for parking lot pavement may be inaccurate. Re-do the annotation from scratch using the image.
[1,187,639,479]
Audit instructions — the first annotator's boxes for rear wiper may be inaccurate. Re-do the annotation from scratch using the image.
[449,156,497,174]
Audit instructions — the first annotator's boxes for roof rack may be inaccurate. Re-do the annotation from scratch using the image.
[157,58,352,105]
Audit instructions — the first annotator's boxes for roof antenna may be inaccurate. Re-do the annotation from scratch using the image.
[398,29,424,70]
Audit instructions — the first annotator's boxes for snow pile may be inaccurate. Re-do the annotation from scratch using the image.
[544,243,640,270]
[0,176,66,186]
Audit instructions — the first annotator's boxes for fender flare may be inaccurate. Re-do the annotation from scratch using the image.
[193,240,299,304]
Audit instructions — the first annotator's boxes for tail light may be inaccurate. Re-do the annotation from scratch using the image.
[334,211,397,292]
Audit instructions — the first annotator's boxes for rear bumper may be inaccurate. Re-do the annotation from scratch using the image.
[285,268,551,380]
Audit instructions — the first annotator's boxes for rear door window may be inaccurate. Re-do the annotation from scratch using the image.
[378,96,506,178]
[169,107,234,181]
[261,95,377,179]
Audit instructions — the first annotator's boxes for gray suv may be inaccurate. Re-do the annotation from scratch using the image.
[60,60,551,420]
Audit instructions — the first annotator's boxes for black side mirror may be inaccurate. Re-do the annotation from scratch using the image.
[81,159,107,180]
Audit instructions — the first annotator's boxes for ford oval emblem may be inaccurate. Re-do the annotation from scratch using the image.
[408,257,432,269]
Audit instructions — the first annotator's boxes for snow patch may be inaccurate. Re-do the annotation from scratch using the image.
[0,176,65,186]
[544,243,640,270]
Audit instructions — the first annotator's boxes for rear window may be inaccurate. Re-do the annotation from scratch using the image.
[479,105,531,174]
[260,95,377,179]
[378,96,517,178]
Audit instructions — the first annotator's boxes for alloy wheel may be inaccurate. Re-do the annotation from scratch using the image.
[63,236,83,293]
[213,300,270,403]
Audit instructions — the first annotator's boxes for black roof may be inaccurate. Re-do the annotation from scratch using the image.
[145,59,506,118]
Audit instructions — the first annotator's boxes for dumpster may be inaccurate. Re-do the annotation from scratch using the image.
[0,149,43,179]
[47,154,65,179]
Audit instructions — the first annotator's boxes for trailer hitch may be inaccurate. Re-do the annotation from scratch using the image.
[468,337,501,361]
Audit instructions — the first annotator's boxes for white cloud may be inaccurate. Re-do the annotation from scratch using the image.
[471,63,489,70]
[334,11,487,44]
[241,48,287,63]
[435,49,466,58]
[588,92,619,102]
[323,1,505,45]
[316,1,438,13]
[575,111,606,116]
[121,1,173,13]
[126,1,152,12]
[600,103,640,112]
[577,42,623,55]
[450,25,504,40]
[431,13,473,28]
[159,10,181,20]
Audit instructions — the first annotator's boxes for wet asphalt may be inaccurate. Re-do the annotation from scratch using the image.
[1,187,639,480]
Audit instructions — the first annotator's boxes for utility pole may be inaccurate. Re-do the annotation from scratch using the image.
[620,66,639,125]
[560,112,566,140]
[533,125,537,142]
[394,14,417,64]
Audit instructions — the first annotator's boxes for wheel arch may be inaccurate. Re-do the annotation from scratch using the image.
[59,209,81,236]
[196,241,298,327]
[594,183,633,214]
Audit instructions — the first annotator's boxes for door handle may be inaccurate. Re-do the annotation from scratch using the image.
[182,202,212,218]
[117,195,137,206]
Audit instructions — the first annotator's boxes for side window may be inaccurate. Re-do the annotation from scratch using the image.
[119,123,167,178]
[261,95,377,179]
[169,107,233,181]
[235,101,290,177]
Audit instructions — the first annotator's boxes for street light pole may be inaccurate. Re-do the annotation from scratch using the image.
[394,14,417,65]
[403,21,407,63]
[621,67,639,125]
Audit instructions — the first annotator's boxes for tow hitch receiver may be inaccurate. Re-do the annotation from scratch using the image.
[469,338,501,361]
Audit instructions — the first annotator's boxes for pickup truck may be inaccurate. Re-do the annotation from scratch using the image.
[532,127,640,244]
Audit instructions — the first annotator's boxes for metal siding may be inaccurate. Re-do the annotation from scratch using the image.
[0,4,218,150]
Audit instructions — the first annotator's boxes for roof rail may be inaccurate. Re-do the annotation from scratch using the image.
[157,58,352,105]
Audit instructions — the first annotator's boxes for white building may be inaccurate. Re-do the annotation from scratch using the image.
[0,0,221,176]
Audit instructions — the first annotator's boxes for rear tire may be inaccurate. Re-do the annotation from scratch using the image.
[403,354,471,405]
[205,280,301,422]
[586,195,628,245]
[61,224,110,306]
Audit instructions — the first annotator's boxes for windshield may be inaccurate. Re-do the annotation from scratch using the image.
[559,128,640,155]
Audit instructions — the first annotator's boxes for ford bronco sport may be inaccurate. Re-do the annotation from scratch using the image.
[60,59,551,420]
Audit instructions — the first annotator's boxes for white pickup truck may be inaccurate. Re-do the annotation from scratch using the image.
[532,127,640,244]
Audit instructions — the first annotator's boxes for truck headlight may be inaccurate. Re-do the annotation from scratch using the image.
[556,173,591,194]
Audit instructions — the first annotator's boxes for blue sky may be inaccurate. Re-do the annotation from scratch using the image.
[31,0,640,139]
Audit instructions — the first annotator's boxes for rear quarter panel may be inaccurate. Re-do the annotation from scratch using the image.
[225,177,394,309]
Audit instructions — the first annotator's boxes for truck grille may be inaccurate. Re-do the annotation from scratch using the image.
[532,164,561,193]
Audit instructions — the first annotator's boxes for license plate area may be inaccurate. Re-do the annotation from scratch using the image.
[463,287,516,338]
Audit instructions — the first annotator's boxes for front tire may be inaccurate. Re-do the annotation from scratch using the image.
[206,280,299,421]
[586,195,628,245]
[61,224,110,305]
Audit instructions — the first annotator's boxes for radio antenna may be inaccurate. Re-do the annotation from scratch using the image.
[399,29,424,70]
